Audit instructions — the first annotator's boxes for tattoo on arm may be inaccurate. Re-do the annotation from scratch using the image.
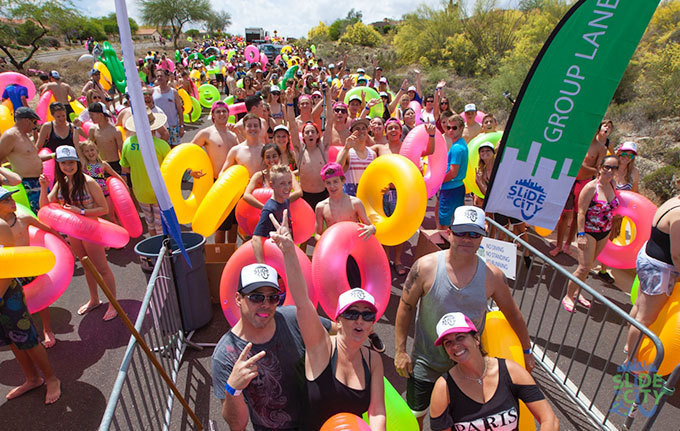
[403,260,420,296]
[400,298,413,311]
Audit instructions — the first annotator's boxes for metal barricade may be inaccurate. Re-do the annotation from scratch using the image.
[99,241,193,431]
[486,217,671,431]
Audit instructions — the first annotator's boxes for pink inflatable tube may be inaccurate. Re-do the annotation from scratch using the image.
[598,190,657,269]
[235,188,315,244]
[244,45,260,64]
[0,71,37,101]
[328,145,342,163]
[38,203,129,248]
[39,148,55,188]
[274,55,282,66]
[260,55,268,71]
[228,102,247,115]
[167,59,175,73]
[312,222,390,321]
[408,100,422,125]
[25,226,74,314]
[79,120,94,142]
[106,177,143,238]
[400,124,447,198]
[220,238,317,326]
[36,90,54,123]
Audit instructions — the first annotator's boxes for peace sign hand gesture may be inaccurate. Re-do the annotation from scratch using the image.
[226,342,266,392]
[269,210,295,253]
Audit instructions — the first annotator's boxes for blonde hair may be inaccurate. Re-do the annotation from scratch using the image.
[270,164,292,179]
[80,140,102,165]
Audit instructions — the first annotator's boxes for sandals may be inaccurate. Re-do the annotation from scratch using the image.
[77,301,102,316]
[561,298,575,313]
[561,296,591,313]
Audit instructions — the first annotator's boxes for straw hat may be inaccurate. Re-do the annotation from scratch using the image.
[125,109,167,132]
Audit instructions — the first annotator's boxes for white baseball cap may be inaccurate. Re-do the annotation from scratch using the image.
[238,263,280,294]
[618,141,637,155]
[434,312,478,346]
[55,145,79,162]
[451,206,487,236]
[464,103,477,112]
[335,288,377,320]
[407,85,417,92]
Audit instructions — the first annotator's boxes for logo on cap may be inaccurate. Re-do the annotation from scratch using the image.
[441,314,456,327]
[350,289,366,300]
[466,209,478,223]
[253,265,270,279]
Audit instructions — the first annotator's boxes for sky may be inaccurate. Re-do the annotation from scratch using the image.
[74,0,431,38]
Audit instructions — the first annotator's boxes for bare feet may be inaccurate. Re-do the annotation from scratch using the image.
[6,377,44,400]
[103,306,118,321]
[77,301,102,315]
[45,376,61,404]
[548,246,561,257]
[43,331,56,349]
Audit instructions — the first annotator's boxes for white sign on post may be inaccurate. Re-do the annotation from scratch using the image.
[478,237,518,280]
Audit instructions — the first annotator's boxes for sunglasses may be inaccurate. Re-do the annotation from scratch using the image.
[602,165,619,171]
[340,309,376,322]
[334,109,347,114]
[271,92,281,95]
[446,125,459,131]
[312,95,322,99]
[245,292,284,305]
[440,101,449,105]
[451,231,483,239]
[619,152,635,159]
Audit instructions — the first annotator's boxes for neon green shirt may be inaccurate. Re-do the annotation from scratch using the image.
[119,135,171,204]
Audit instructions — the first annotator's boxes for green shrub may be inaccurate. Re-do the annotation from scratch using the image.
[643,165,680,202]
[339,22,382,47]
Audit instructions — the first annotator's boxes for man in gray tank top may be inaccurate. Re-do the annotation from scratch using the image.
[394,206,534,428]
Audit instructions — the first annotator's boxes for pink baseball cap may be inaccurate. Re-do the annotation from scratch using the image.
[320,162,344,181]
[335,288,377,320]
[434,312,478,346]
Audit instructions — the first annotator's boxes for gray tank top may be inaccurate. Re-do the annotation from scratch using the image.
[412,251,488,382]
[153,87,179,127]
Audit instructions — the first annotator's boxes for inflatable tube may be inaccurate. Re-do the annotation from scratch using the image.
[598,191,656,269]
[219,238,316,326]
[189,69,201,81]
[0,104,13,133]
[0,245,55,278]
[313,222,390,321]
[274,54,282,66]
[183,96,202,123]
[100,42,126,93]
[534,226,552,237]
[281,65,299,90]
[234,188,315,244]
[192,165,249,237]
[15,202,36,219]
[281,45,293,55]
[36,90,55,123]
[78,53,94,63]
[356,154,427,246]
[344,86,383,118]
[228,102,247,115]
[24,226,74,313]
[631,275,639,305]
[362,378,418,430]
[328,146,342,163]
[178,88,192,115]
[321,413,370,431]
[244,45,260,64]
[198,84,221,108]
[0,71,37,101]
[463,131,504,198]
[400,125,447,198]
[227,49,236,61]
[70,99,86,118]
[93,61,113,91]
[39,148,55,188]
[175,50,182,63]
[481,311,536,431]
[38,203,129,248]
[408,100,422,125]
[259,55,268,71]
[160,144,214,223]
[637,281,680,376]
[106,177,142,237]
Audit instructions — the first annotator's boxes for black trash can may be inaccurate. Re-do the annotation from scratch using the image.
[135,232,212,332]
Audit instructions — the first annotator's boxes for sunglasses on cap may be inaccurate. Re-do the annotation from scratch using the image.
[334,108,347,114]
[446,125,459,131]
[340,309,376,322]
[619,152,635,158]
[245,292,285,305]
[451,231,483,239]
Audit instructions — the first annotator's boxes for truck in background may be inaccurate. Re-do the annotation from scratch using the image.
[245,28,267,43]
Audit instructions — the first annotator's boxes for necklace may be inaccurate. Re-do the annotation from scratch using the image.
[8,212,17,227]
[458,357,488,385]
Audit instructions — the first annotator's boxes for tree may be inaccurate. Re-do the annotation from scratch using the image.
[339,22,382,47]
[139,0,214,49]
[204,10,231,36]
[98,13,139,36]
[308,21,330,43]
[0,0,79,70]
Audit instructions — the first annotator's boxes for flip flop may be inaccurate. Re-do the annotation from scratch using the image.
[77,301,102,316]
[577,296,591,308]
[103,308,118,322]
[561,298,575,313]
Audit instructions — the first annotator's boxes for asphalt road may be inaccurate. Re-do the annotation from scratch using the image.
[1,111,678,430]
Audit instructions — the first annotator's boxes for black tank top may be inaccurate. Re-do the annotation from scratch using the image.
[646,205,680,265]
[430,359,544,431]
[46,121,74,152]
[305,343,372,430]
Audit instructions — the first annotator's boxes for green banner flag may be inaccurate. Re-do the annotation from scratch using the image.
[485,0,660,229]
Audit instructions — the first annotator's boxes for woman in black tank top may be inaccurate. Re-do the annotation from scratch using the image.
[429,312,558,431]
[269,219,386,430]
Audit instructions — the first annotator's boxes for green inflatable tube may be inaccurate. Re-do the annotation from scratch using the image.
[198,84,221,108]
[3,183,31,210]
[16,202,36,218]
[344,86,383,118]
[184,96,202,123]
[100,41,127,93]
[175,50,181,63]
[463,131,504,198]
[281,65,299,90]
[362,378,418,430]
[631,275,639,305]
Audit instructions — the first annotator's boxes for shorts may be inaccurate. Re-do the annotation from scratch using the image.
[493,213,521,226]
[573,179,591,213]
[342,183,358,197]
[382,188,397,217]
[636,245,680,296]
[438,185,465,226]
[107,160,122,175]
[406,375,436,416]
[586,229,610,242]
[215,73,224,83]
[218,207,237,232]
[302,189,329,210]
[21,176,41,215]
[167,124,181,147]
[139,202,162,233]
[0,279,40,350]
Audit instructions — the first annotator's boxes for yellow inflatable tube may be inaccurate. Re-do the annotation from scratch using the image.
[0,246,56,278]
[356,154,427,246]
[93,61,112,91]
[178,88,192,115]
[481,311,536,431]
[160,144,214,224]
[192,165,249,237]
[637,281,680,376]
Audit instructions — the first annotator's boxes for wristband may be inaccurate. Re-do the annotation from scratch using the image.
[224,381,242,396]
[364,106,370,111]
[286,103,294,107]
[523,348,531,355]
[80,208,85,216]
[400,87,406,91]
[428,134,435,138]
[342,87,347,91]
[577,232,585,237]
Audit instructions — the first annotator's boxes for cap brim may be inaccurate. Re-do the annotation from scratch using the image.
[450,223,487,236]
[335,300,378,320]
[238,281,281,295]
[0,190,19,200]
[434,327,473,346]
[55,156,80,162]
